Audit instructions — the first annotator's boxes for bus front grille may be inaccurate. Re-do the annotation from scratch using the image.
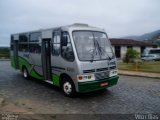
[83,67,109,74]
[83,69,95,73]
[95,71,109,80]
[109,66,116,70]
[96,67,108,72]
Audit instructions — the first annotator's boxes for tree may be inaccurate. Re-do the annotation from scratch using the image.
[123,48,139,64]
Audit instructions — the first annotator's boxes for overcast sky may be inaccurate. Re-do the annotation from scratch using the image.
[0,0,160,46]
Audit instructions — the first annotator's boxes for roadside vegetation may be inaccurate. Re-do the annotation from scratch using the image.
[118,61,160,73]
[118,48,160,73]
[0,48,10,59]
[123,48,140,63]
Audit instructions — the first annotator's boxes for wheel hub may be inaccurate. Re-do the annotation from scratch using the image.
[63,82,72,94]
[23,69,27,78]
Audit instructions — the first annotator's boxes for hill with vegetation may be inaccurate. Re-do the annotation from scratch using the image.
[123,30,160,46]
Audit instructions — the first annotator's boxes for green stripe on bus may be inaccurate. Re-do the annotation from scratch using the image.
[18,56,31,70]
[52,74,60,87]
[78,76,119,93]
[18,57,44,80]
[11,56,16,69]
[30,69,44,80]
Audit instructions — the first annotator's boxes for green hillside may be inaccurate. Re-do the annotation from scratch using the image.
[123,30,160,47]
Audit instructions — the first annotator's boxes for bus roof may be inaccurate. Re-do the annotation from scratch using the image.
[11,23,105,35]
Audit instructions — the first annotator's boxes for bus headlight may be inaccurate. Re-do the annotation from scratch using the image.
[109,70,118,77]
[77,74,95,81]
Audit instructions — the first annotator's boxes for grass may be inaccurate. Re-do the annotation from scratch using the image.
[0,54,10,58]
[118,61,160,73]
[0,48,10,59]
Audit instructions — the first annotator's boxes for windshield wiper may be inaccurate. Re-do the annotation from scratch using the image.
[90,49,97,62]
[99,46,112,60]
[95,40,112,60]
[89,33,113,62]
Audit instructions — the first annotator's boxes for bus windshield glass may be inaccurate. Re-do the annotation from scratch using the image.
[73,31,113,61]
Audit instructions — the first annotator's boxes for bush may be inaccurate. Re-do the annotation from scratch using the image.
[123,48,140,63]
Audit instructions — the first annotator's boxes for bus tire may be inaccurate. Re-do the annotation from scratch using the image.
[22,67,29,80]
[61,77,76,97]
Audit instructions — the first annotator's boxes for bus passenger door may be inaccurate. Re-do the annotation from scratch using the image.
[42,39,52,80]
[13,40,19,69]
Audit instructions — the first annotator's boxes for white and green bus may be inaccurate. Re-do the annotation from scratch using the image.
[10,23,119,97]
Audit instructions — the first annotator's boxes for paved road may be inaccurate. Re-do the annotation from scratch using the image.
[0,61,160,114]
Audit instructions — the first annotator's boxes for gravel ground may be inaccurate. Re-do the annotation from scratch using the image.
[0,61,160,117]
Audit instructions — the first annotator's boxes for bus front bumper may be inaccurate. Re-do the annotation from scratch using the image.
[78,75,119,93]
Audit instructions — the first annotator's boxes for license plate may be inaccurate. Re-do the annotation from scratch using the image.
[100,82,108,86]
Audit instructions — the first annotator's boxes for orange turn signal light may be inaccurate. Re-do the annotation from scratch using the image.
[78,76,83,80]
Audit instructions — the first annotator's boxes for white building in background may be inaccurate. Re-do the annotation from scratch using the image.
[110,38,157,59]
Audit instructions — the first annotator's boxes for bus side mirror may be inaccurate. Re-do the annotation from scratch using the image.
[61,35,68,46]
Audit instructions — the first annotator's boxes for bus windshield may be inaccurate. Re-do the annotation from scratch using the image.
[73,31,113,61]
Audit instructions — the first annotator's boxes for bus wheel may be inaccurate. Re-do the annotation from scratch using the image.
[23,67,29,79]
[61,77,76,97]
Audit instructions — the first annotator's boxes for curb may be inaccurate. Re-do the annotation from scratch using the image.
[118,70,160,79]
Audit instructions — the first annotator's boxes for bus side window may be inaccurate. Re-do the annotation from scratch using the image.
[52,32,60,56]
[29,44,41,53]
[18,33,28,52]
[61,32,74,62]
[19,44,28,52]
[19,34,28,42]
[29,32,41,54]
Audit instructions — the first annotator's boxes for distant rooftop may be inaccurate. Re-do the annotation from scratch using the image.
[110,38,157,47]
